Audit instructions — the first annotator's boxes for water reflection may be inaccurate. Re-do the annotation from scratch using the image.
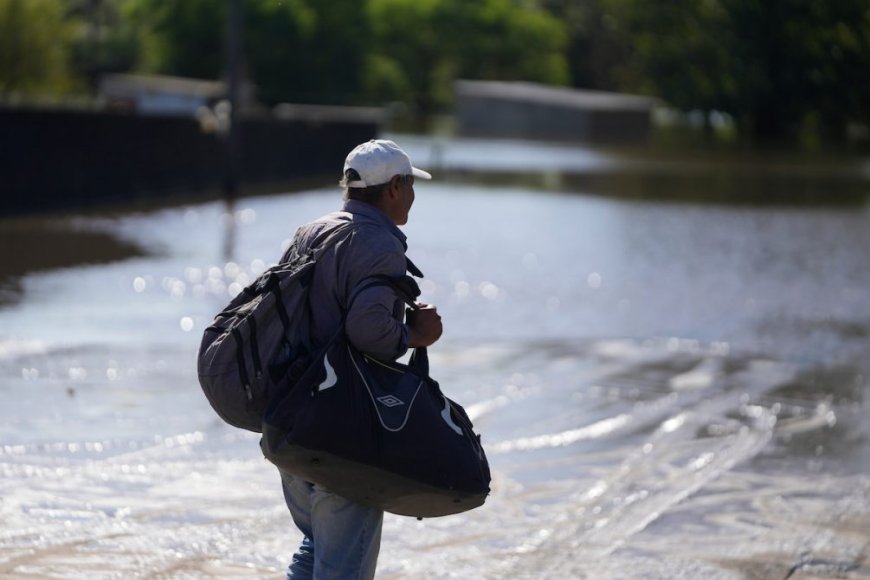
[221,199,238,262]
[399,134,870,206]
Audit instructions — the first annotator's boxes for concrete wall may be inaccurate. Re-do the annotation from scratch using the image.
[0,106,378,216]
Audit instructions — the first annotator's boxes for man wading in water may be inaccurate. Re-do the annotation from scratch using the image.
[277,139,442,579]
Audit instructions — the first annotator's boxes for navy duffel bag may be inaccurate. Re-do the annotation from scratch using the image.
[260,321,491,518]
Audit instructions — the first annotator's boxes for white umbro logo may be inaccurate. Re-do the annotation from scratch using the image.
[377,395,405,407]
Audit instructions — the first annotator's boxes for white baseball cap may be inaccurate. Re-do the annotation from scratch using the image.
[342,139,432,188]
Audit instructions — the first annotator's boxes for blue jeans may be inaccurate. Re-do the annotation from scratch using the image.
[280,470,383,580]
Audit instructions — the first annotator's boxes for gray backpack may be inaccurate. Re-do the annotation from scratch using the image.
[197,223,355,432]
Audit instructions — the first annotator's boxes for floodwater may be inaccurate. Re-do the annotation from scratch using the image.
[1,135,869,579]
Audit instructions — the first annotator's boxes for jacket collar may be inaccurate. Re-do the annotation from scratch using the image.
[342,199,407,249]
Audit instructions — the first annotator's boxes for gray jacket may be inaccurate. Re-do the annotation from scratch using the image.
[286,199,410,361]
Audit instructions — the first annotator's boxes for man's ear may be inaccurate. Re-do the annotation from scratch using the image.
[387,175,402,198]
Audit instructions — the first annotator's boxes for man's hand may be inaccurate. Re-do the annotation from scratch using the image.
[406,304,443,348]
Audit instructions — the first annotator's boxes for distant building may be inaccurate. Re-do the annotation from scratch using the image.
[454,80,656,144]
[98,74,239,116]
[273,102,387,125]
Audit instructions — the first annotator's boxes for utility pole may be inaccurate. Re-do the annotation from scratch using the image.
[224,0,242,203]
[222,0,243,260]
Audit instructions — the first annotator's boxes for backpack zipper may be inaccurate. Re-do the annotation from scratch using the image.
[246,315,263,379]
[231,325,253,401]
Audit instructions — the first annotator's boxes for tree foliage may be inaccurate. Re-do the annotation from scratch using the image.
[0,0,77,97]
[123,0,226,79]
[1,0,868,144]
[121,0,370,105]
[365,0,568,114]
[597,0,870,143]
[723,0,870,142]
[541,0,628,91]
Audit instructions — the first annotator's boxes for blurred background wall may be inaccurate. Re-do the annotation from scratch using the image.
[0,105,379,215]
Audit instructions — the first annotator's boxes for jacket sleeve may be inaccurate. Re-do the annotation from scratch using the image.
[341,229,410,361]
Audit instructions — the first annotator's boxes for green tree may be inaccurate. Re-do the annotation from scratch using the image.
[0,0,78,98]
[66,0,144,90]
[364,0,440,112]
[606,0,734,134]
[725,0,870,143]
[123,0,367,105]
[245,0,368,105]
[541,0,629,90]
[434,0,568,84]
[123,0,226,80]
[366,0,568,117]
[601,0,870,144]
[91,0,567,114]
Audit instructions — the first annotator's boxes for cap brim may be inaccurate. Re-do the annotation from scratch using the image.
[412,167,432,180]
